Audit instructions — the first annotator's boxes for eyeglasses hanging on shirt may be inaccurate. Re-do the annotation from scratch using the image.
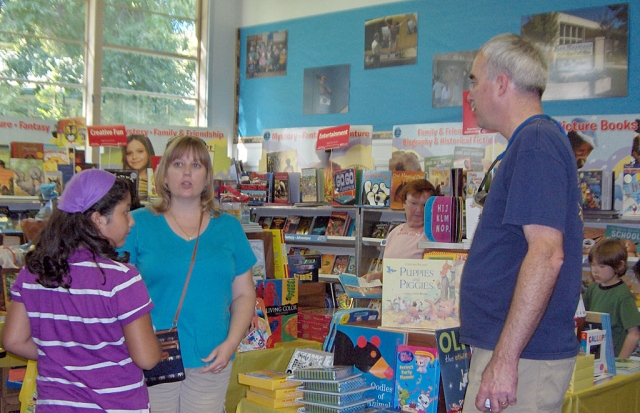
[473,156,500,207]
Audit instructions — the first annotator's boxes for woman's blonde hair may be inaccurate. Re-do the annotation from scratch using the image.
[151,135,221,216]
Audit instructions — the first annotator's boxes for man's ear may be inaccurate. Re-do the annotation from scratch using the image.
[496,73,509,96]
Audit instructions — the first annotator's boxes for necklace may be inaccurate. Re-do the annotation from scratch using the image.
[169,211,201,241]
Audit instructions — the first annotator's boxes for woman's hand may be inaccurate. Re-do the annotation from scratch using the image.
[201,340,236,374]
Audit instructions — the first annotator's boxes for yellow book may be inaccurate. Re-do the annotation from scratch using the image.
[264,229,287,279]
[246,390,303,408]
[250,385,302,399]
[567,376,593,393]
[237,369,298,390]
[574,353,595,371]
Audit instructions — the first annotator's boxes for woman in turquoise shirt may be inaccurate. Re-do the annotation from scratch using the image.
[120,135,256,413]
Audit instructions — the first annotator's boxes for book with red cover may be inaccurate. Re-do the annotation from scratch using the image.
[390,171,425,210]
[325,211,350,236]
[10,142,44,160]
[273,172,290,204]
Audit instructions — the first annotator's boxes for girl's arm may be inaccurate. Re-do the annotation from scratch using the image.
[201,269,256,373]
[618,325,640,359]
[2,301,38,360]
[123,313,162,370]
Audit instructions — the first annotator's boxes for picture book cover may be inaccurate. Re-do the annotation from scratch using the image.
[580,329,608,376]
[583,311,616,376]
[370,222,390,239]
[334,324,407,408]
[325,211,350,236]
[57,163,75,188]
[338,273,382,299]
[319,254,336,275]
[309,215,330,236]
[266,149,297,173]
[44,170,63,196]
[382,258,463,331]
[273,171,290,204]
[255,279,298,347]
[43,143,71,167]
[347,255,356,274]
[622,167,640,217]
[296,216,314,235]
[248,239,266,280]
[9,158,44,196]
[0,169,14,195]
[257,216,273,229]
[427,167,451,196]
[240,172,270,205]
[10,141,44,160]
[394,345,440,413]
[287,253,321,283]
[360,170,391,208]
[331,255,350,275]
[301,167,324,202]
[465,171,485,199]
[237,297,271,352]
[579,169,614,211]
[283,215,300,234]
[604,224,640,255]
[333,168,361,206]
[435,327,471,413]
[269,216,287,230]
[390,171,425,210]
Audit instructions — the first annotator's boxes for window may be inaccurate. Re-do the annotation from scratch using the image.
[0,0,201,126]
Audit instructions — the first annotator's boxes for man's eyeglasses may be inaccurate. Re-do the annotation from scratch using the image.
[474,157,500,207]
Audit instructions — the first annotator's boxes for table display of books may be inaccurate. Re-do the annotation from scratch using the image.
[291,366,373,413]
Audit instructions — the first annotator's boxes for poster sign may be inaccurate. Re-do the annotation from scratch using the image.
[316,124,350,151]
[88,125,127,147]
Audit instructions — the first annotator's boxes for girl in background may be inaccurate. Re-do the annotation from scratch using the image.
[2,169,161,412]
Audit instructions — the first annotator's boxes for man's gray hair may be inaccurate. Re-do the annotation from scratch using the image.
[480,33,548,97]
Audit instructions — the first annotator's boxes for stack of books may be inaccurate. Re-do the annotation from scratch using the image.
[615,357,640,375]
[237,369,303,409]
[291,366,373,413]
[568,354,595,393]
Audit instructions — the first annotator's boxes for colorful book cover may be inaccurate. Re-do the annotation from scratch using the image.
[579,169,614,211]
[347,255,357,274]
[325,211,350,236]
[583,311,616,376]
[424,154,454,171]
[370,222,390,239]
[331,254,350,275]
[394,345,440,412]
[390,171,425,210]
[309,215,330,236]
[44,170,63,196]
[240,172,270,205]
[257,216,273,229]
[273,171,290,204]
[424,196,457,243]
[266,149,297,173]
[255,279,298,347]
[283,215,300,234]
[382,258,463,331]
[237,297,271,352]
[43,143,71,166]
[453,146,486,173]
[9,158,44,196]
[360,170,392,208]
[10,141,44,160]
[436,327,471,413]
[580,329,608,376]
[0,169,14,195]
[269,216,287,230]
[622,167,640,217]
[465,171,485,199]
[319,254,336,275]
[604,224,640,255]
[427,167,450,195]
[287,253,321,283]
[296,216,314,235]
[301,167,324,202]
[333,168,361,206]
[0,144,10,167]
[334,324,407,409]
[263,229,287,279]
[338,273,382,299]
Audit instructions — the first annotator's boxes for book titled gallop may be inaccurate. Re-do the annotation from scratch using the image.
[436,327,471,413]
[382,258,463,331]
[394,345,440,412]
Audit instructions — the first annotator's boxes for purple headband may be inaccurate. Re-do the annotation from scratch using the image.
[57,169,116,213]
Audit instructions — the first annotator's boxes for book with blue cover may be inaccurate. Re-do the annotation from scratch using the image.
[334,324,406,409]
[394,345,440,412]
[436,327,471,413]
[360,170,391,208]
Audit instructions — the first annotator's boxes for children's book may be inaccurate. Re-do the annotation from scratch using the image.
[309,215,330,236]
[347,255,357,274]
[301,167,324,202]
[334,324,407,408]
[240,172,271,205]
[237,369,299,390]
[579,169,614,211]
[258,216,273,229]
[622,167,640,217]
[325,211,351,236]
[269,216,287,230]
[0,169,14,195]
[10,141,44,160]
[273,171,290,204]
[604,224,640,255]
[287,253,321,283]
[44,170,63,196]
[338,273,382,299]
[331,255,351,275]
[390,171,425,210]
[323,308,380,352]
[255,279,298,347]
[283,215,301,234]
[360,170,392,208]
[382,258,463,331]
[333,168,361,206]
[0,144,10,167]
[57,163,75,188]
[248,239,266,280]
[237,297,271,352]
[285,348,334,374]
[319,254,336,275]
[435,327,471,413]
[9,158,44,196]
[583,310,616,376]
[296,216,314,235]
[370,222,390,239]
[394,345,440,412]
[580,329,608,377]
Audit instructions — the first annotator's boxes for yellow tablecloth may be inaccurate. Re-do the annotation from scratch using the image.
[226,339,322,413]
[562,372,640,413]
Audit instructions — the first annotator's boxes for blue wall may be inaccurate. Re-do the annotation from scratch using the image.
[237,0,637,138]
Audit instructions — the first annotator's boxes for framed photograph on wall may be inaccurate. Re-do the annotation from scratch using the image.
[302,64,350,115]
[246,30,288,79]
[364,12,418,70]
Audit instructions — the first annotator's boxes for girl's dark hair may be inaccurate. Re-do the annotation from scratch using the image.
[25,178,132,288]
[588,238,628,277]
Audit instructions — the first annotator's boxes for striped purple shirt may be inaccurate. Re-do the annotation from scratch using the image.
[11,248,154,412]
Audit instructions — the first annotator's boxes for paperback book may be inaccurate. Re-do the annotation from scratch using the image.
[360,170,392,208]
[273,171,290,204]
[301,167,324,203]
[394,345,440,412]
[382,258,463,331]
[325,211,351,236]
[390,171,425,210]
[255,279,298,347]
[338,273,382,299]
[9,158,44,196]
[579,169,614,211]
[436,327,471,413]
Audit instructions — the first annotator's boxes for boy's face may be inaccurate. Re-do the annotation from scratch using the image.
[590,260,620,287]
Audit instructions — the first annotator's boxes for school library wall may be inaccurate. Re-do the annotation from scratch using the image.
[236,0,638,142]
